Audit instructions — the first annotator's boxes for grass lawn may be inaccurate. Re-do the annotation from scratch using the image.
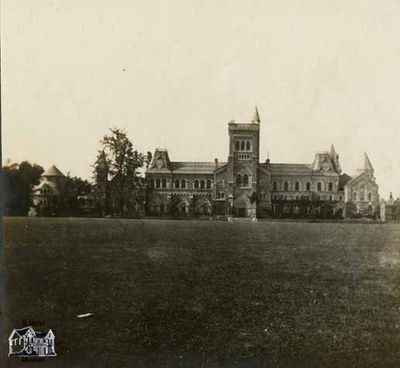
[2,217,400,367]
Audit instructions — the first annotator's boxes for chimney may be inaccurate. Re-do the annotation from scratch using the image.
[214,158,218,169]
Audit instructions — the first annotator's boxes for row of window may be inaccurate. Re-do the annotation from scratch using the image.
[236,174,250,186]
[352,192,373,201]
[273,194,343,201]
[273,181,335,192]
[149,179,212,189]
[235,140,252,152]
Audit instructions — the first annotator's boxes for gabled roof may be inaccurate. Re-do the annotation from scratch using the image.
[31,181,60,195]
[9,327,34,339]
[345,171,378,188]
[42,165,65,177]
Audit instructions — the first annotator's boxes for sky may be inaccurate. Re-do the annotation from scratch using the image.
[2,0,400,199]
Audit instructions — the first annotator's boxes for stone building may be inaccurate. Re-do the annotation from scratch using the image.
[344,154,380,218]
[146,108,378,219]
[30,165,66,216]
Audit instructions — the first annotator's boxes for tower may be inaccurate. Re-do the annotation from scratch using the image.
[226,107,260,218]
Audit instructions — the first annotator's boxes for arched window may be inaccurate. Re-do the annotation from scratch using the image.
[284,181,289,191]
[206,180,211,189]
[273,181,278,191]
[162,179,167,188]
[240,141,245,151]
[328,182,333,192]
[175,179,180,189]
[181,179,186,189]
[235,141,240,151]
[295,182,300,191]
[317,182,322,192]
[236,174,242,185]
[216,192,220,199]
[194,180,199,189]
[359,185,365,200]
[221,192,225,198]
[306,182,311,191]
[156,179,161,188]
[243,174,249,185]
[246,141,251,151]
[200,180,205,189]
[368,192,372,201]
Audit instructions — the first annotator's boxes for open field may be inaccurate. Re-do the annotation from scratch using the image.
[2,217,400,367]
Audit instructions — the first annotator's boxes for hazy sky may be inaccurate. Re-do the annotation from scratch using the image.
[3,0,400,198]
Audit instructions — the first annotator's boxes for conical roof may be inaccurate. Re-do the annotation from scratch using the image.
[252,106,260,123]
[42,165,65,177]
[364,153,374,173]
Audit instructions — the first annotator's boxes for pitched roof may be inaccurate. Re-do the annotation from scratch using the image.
[171,161,226,174]
[338,173,352,191]
[268,163,313,175]
[364,153,374,173]
[31,181,60,195]
[42,165,65,177]
[252,106,260,123]
[13,327,34,337]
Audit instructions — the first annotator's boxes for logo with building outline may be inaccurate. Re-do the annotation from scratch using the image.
[8,326,56,357]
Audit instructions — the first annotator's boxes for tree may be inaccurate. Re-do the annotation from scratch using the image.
[98,128,145,217]
[1,161,44,215]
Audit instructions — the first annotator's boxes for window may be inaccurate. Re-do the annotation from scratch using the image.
[181,179,186,189]
[246,141,251,151]
[329,195,333,201]
[235,141,240,151]
[243,174,249,186]
[206,180,211,189]
[295,182,300,191]
[306,182,311,191]
[150,179,154,188]
[240,141,245,151]
[273,181,278,191]
[284,181,289,191]
[175,179,180,189]
[317,182,322,192]
[200,180,205,189]
[368,192,372,201]
[236,174,242,185]
[221,192,225,198]
[328,182,333,192]
[156,179,161,188]
[162,179,167,188]
[194,180,199,189]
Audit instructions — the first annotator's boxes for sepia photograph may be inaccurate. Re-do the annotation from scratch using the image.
[2,1,400,367]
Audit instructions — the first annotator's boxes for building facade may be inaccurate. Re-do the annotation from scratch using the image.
[146,108,379,219]
[30,165,66,216]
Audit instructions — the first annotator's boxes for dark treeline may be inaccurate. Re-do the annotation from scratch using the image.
[1,161,93,216]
